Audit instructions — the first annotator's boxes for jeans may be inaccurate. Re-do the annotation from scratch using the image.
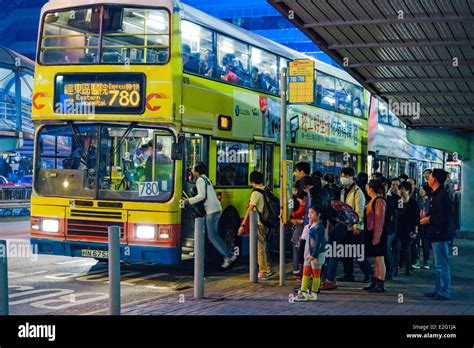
[324,224,346,281]
[257,225,272,273]
[341,229,373,280]
[385,233,396,277]
[205,212,232,259]
[431,241,451,298]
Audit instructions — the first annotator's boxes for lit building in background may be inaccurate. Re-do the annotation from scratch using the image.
[0,0,337,66]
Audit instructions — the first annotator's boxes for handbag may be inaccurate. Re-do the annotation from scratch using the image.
[190,176,208,218]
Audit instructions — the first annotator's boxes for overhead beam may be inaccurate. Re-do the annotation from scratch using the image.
[419,103,474,108]
[380,92,472,97]
[349,60,474,68]
[367,76,474,83]
[304,15,473,28]
[328,39,474,50]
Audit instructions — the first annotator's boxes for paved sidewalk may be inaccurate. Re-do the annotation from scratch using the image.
[109,239,474,315]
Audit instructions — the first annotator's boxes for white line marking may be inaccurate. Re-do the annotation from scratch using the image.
[55,259,96,265]
[121,272,168,285]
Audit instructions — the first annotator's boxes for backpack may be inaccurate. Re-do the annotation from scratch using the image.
[253,187,280,228]
[329,200,359,226]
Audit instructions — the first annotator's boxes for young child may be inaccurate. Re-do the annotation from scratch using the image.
[295,205,327,302]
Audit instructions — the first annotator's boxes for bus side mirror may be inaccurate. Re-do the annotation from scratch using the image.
[171,142,182,161]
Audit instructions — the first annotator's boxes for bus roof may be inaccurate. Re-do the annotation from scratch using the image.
[41,0,360,86]
[179,2,361,86]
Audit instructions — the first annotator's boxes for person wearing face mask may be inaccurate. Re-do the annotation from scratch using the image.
[321,167,373,289]
[336,167,373,283]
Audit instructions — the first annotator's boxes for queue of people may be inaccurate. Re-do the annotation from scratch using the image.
[290,162,455,301]
[183,158,455,302]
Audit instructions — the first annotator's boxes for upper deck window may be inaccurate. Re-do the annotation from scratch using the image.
[216,35,250,87]
[39,6,169,65]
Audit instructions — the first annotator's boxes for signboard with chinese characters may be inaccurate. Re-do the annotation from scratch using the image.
[288,59,314,104]
[54,73,145,114]
[287,104,362,153]
[233,90,281,140]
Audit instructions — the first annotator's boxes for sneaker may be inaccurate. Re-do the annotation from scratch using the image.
[412,262,421,269]
[422,264,430,270]
[258,271,273,280]
[265,271,275,279]
[307,291,318,301]
[294,291,309,302]
[319,280,337,290]
[292,270,300,277]
[221,255,237,269]
[258,272,267,279]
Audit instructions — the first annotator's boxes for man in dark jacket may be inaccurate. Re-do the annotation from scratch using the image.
[420,169,452,300]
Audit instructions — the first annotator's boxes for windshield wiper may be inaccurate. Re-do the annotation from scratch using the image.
[66,121,88,166]
[112,122,137,159]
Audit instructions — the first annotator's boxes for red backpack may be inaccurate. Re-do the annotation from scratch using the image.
[330,199,359,225]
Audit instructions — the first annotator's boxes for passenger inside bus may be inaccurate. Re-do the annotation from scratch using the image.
[219,53,249,85]
[250,66,263,90]
[182,44,200,72]
[199,49,216,77]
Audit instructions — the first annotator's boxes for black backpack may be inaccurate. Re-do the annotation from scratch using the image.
[253,187,280,228]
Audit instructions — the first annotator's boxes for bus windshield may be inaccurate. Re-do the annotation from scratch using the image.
[36,123,175,202]
[39,6,170,65]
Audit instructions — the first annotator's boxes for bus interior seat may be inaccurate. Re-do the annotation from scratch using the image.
[102,52,121,63]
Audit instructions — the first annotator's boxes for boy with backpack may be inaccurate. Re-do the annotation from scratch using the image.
[238,171,279,280]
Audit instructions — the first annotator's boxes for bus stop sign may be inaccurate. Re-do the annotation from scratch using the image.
[288,59,314,104]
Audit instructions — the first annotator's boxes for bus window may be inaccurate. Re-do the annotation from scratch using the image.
[102,8,169,64]
[36,124,99,198]
[264,144,273,188]
[250,47,278,95]
[216,141,249,187]
[315,150,334,174]
[254,143,263,172]
[316,71,336,110]
[40,6,169,64]
[40,8,100,64]
[217,35,250,87]
[98,126,174,201]
[182,21,215,77]
[292,148,314,170]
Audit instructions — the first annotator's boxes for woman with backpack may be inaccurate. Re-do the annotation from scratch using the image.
[184,162,237,269]
[363,179,387,293]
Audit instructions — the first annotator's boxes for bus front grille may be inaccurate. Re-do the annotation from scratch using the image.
[67,219,125,239]
[70,209,123,220]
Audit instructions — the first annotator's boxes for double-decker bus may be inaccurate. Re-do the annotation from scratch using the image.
[31,0,368,264]
[368,96,445,186]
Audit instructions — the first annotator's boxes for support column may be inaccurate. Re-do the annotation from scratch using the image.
[460,133,474,237]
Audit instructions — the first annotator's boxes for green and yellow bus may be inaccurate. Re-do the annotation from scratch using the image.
[31,0,368,264]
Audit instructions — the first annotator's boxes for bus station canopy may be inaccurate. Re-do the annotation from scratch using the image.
[268,0,474,131]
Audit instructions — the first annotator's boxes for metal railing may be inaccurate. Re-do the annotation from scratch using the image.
[0,186,32,201]
[0,101,34,134]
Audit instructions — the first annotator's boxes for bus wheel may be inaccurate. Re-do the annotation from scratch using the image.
[219,207,240,256]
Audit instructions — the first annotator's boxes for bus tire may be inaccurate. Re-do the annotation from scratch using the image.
[218,207,240,258]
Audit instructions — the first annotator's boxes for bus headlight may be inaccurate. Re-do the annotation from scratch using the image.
[42,219,59,233]
[136,225,156,239]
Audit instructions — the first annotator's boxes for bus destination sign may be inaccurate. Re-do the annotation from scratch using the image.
[54,73,146,114]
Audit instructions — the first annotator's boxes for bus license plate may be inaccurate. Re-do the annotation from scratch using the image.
[81,249,109,259]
